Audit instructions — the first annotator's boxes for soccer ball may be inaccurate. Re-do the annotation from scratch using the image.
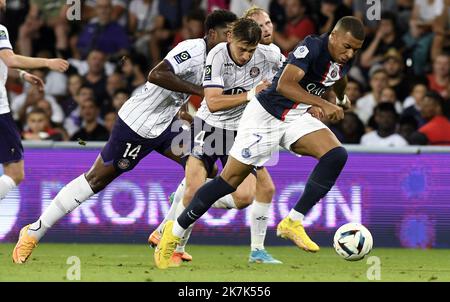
[333,223,373,261]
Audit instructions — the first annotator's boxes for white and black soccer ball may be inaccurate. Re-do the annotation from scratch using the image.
[333,223,373,261]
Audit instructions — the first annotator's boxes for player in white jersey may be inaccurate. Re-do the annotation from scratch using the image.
[150,8,286,266]
[0,0,69,202]
[12,10,238,264]
[156,17,365,269]
[153,18,284,269]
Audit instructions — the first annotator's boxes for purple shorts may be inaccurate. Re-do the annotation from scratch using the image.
[0,112,24,164]
[100,117,187,173]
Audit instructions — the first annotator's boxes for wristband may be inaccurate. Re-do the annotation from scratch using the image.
[336,95,349,106]
[247,87,256,101]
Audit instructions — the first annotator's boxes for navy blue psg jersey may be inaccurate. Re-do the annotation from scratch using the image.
[257,33,353,121]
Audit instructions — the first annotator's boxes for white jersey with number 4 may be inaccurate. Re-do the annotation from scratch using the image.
[196,42,284,131]
[0,25,13,115]
[118,38,207,138]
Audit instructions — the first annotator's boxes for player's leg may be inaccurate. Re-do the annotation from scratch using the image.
[277,114,347,252]
[13,118,152,263]
[0,161,25,200]
[155,156,253,269]
[0,112,25,200]
[248,167,281,264]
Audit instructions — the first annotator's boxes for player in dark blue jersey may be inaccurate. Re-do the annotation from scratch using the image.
[155,16,365,268]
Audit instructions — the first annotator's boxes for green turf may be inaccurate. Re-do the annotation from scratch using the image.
[0,243,449,282]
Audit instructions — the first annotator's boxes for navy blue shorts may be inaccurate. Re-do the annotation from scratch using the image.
[187,117,237,176]
[0,112,24,164]
[100,117,187,173]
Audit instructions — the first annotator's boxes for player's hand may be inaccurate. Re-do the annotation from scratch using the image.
[255,79,271,94]
[321,101,344,122]
[23,72,45,92]
[336,94,352,111]
[46,58,69,72]
[307,106,324,120]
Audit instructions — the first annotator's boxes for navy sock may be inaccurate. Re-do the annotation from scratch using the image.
[294,146,348,215]
[177,176,236,229]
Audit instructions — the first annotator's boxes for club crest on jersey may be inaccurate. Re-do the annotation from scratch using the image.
[204,65,212,81]
[242,148,251,159]
[0,30,7,40]
[250,67,260,78]
[117,159,130,170]
[294,46,309,59]
[174,51,191,64]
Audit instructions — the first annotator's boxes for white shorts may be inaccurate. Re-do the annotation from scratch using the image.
[229,97,327,167]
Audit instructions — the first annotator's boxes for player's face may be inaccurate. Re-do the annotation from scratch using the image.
[330,31,363,64]
[228,39,258,65]
[249,12,273,45]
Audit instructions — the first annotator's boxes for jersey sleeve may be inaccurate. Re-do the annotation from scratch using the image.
[203,46,225,88]
[164,41,199,76]
[0,25,13,50]
[286,36,318,73]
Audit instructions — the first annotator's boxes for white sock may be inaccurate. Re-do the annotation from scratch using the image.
[28,174,94,241]
[288,209,305,223]
[155,178,185,234]
[211,194,237,209]
[250,201,271,251]
[176,223,194,253]
[0,174,16,200]
[172,219,186,238]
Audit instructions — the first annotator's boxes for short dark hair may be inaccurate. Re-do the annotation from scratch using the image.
[374,102,398,118]
[335,16,365,41]
[205,9,237,31]
[230,18,262,45]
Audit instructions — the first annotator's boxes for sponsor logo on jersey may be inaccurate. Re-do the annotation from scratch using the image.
[294,46,309,59]
[223,62,234,67]
[204,65,212,81]
[173,51,191,64]
[250,67,260,78]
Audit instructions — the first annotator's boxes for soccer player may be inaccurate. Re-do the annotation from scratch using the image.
[154,16,364,269]
[153,17,284,269]
[0,2,69,202]
[12,10,238,264]
[149,7,286,266]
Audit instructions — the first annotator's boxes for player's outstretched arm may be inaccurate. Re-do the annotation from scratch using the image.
[148,60,204,97]
[333,76,351,110]
[0,49,69,72]
[276,63,344,121]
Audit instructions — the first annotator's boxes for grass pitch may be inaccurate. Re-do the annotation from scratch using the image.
[0,243,449,282]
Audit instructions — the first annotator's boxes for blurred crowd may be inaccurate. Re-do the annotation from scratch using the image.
[1,0,449,146]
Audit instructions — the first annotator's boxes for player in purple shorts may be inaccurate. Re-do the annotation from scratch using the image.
[12,10,238,264]
[0,0,69,202]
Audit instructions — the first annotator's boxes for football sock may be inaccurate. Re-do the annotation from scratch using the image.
[155,178,185,234]
[250,200,271,251]
[288,209,305,222]
[176,176,236,231]
[176,223,194,253]
[0,174,16,200]
[294,146,348,216]
[28,174,94,241]
[211,194,237,209]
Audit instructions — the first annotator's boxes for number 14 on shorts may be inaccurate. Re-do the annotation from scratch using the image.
[123,143,142,160]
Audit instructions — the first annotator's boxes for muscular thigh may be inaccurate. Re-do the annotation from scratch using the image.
[290,128,341,159]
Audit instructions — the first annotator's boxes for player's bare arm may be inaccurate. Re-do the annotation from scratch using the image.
[205,80,270,112]
[148,60,204,97]
[0,49,69,72]
[276,63,344,121]
[333,76,351,110]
